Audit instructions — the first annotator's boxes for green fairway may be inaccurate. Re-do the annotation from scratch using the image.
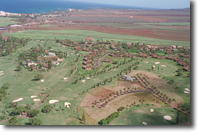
[2,30,190,46]
[110,107,179,125]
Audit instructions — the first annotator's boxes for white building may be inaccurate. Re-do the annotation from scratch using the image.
[48,52,56,56]
[0,11,6,16]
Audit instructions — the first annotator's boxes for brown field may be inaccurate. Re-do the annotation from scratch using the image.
[29,24,189,41]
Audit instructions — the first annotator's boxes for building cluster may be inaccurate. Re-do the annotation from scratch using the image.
[25,51,63,71]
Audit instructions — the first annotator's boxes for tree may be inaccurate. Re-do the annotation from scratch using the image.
[0,88,7,97]
[7,117,20,125]
[168,79,174,84]
[82,112,86,124]
[10,106,27,116]
[29,118,42,125]
[16,65,22,71]
[117,107,125,112]
[25,104,31,110]
[176,111,180,124]
[2,83,10,89]
[151,65,154,71]
[42,105,52,113]
[0,93,4,101]
[134,66,139,70]
[98,119,107,125]
[48,60,52,69]
[27,109,40,117]
[34,74,44,80]
[177,72,183,76]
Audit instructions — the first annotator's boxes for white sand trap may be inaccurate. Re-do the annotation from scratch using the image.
[185,88,190,92]
[49,100,59,104]
[146,61,148,63]
[155,62,160,64]
[161,65,166,67]
[0,73,4,76]
[41,79,44,82]
[33,99,40,101]
[164,115,172,120]
[150,109,154,112]
[142,122,147,125]
[0,71,3,73]
[153,65,155,68]
[82,80,86,83]
[63,77,68,80]
[64,102,71,108]
[31,96,37,98]
[86,77,90,79]
[184,91,190,94]
[13,98,23,103]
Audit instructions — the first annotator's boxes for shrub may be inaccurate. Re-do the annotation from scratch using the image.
[98,119,107,125]
[117,107,125,112]
[106,112,119,124]
[168,79,174,84]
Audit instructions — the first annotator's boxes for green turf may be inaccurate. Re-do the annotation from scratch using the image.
[140,22,190,26]
[2,30,190,46]
[0,17,19,27]
[110,107,178,125]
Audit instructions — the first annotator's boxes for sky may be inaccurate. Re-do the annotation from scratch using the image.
[70,0,190,9]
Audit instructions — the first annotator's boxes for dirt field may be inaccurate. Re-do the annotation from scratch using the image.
[28,24,189,42]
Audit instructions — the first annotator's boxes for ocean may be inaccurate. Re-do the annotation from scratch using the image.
[0,0,148,14]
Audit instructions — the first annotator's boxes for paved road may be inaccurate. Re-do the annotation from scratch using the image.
[92,54,109,69]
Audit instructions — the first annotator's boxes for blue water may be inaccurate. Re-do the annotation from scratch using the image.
[0,0,149,14]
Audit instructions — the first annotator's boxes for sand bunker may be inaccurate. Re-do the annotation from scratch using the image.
[146,61,149,63]
[64,102,71,108]
[153,65,155,68]
[82,80,86,83]
[0,71,4,75]
[164,115,172,120]
[86,77,90,79]
[12,98,23,103]
[161,65,166,67]
[185,88,190,92]
[49,100,59,104]
[142,122,147,125]
[184,91,190,94]
[33,99,40,102]
[63,77,68,80]
[41,79,44,82]
[155,62,160,64]
[150,109,154,112]
[31,96,37,98]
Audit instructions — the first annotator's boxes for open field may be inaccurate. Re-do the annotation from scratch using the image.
[2,30,190,46]
[0,17,19,27]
